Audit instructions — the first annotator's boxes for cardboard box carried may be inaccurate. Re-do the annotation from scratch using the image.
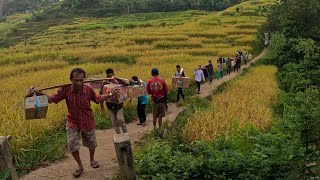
[127,85,148,98]
[25,91,49,120]
[172,77,190,89]
[102,84,128,104]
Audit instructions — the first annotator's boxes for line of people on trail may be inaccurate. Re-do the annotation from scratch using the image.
[216,50,250,77]
[194,49,251,94]
[25,49,250,178]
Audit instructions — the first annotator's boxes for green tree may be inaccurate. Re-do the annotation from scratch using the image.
[266,0,320,39]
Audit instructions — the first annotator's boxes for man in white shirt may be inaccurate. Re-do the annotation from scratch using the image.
[194,65,205,94]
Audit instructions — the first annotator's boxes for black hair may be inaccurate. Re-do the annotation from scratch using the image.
[132,76,139,82]
[70,68,86,80]
[105,68,114,75]
[151,68,159,76]
[209,60,212,63]
[176,65,180,68]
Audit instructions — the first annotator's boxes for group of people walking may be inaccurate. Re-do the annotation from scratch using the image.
[26,49,249,178]
[191,49,250,95]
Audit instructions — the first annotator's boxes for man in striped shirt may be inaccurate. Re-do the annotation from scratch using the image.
[29,68,113,178]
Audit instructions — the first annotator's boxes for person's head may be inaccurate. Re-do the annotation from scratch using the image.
[198,65,201,69]
[209,60,212,64]
[176,65,181,72]
[105,68,114,78]
[151,68,159,77]
[70,68,86,90]
[131,76,139,85]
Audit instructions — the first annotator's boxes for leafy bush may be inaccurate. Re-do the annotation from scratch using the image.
[135,125,304,179]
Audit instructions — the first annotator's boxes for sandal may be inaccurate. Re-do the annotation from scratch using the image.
[73,169,84,178]
[90,161,100,168]
[137,123,142,125]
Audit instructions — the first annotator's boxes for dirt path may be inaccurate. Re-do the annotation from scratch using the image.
[22,49,267,180]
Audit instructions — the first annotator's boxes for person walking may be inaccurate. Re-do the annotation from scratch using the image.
[206,60,214,84]
[146,68,168,129]
[235,54,241,72]
[243,52,248,65]
[226,57,232,75]
[100,68,128,134]
[130,76,148,126]
[231,58,236,72]
[264,32,269,48]
[29,68,113,178]
[194,65,205,94]
[217,60,224,80]
[175,65,185,102]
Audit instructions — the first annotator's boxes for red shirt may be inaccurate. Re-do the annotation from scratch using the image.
[146,77,168,98]
[48,84,102,131]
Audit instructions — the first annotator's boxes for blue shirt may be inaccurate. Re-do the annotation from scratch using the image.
[137,82,148,105]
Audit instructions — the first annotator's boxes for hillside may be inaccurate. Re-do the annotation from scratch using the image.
[0,0,275,176]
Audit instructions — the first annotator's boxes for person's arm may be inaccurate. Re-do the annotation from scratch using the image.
[28,86,58,104]
[47,87,66,104]
[146,80,151,95]
[91,86,110,104]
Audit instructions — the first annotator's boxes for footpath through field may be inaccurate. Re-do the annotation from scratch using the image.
[22,49,267,180]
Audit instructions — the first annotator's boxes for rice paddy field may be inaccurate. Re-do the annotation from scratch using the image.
[0,0,274,170]
[183,65,279,142]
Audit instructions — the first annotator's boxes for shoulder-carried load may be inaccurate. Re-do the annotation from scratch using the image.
[24,91,49,120]
[102,83,128,104]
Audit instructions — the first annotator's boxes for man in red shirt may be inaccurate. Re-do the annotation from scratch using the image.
[147,68,168,129]
[29,68,112,178]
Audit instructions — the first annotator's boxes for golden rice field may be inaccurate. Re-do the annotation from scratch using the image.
[0,0,274,157]
[183,66,279,142]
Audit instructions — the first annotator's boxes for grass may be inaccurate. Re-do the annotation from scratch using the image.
[0,0,275,175]
[14,129,67,176]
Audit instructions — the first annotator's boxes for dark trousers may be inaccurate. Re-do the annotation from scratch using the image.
[196,81,201,92]
[177,88,185,101]
[227,66,231,75]
[208,75,213,83]
[137,103,146,124]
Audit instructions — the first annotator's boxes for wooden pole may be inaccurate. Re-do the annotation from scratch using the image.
[38,77,129,91]
[113,133,136,180]
[0,136,18,180]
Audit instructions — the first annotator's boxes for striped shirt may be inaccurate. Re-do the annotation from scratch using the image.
[48,84,102,131]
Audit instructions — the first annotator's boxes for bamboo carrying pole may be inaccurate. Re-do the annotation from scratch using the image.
[38,77,129,91]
